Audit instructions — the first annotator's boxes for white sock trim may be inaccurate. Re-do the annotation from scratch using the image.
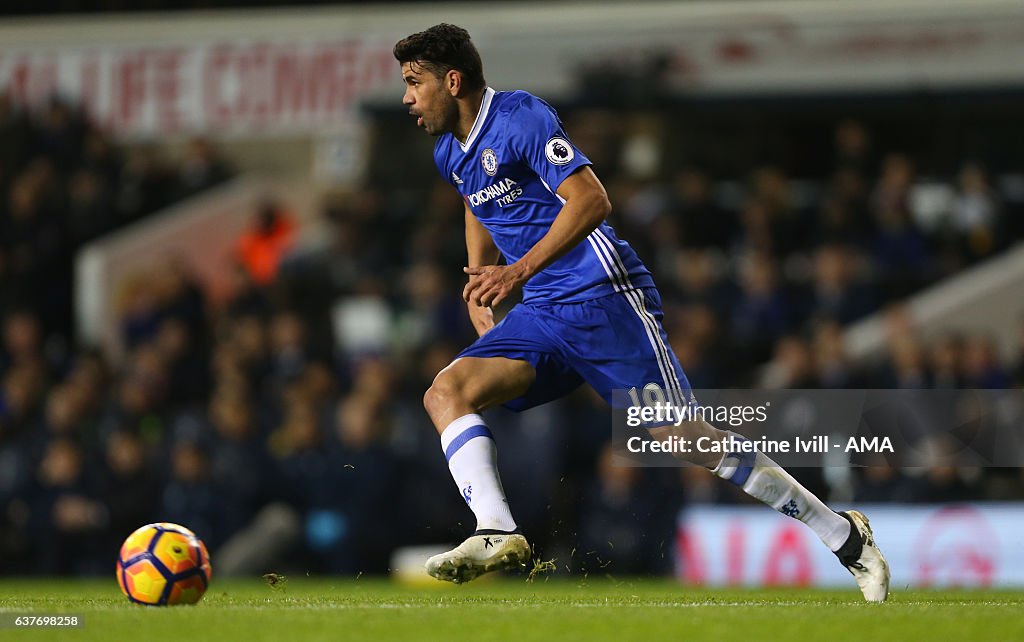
[440,413,487,453]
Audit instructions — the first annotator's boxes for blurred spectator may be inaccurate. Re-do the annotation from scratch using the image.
[152,258,208,339]
[97,343,171,446]
[4,159,69,327]
[962,335,1011,389]
[1,309,45,373]
[0,93,30,179]
[729,251,791,369]
[812,320,864,388]
[36,98,86,173]
[667,249,729,314]
[949,162,1001,262]
[116,144,177,223]
[668,309,721,388]
[871,154,930,298]
[326,394,401,572]
[26,439,107,574]
[267,396,330,567]
[224,262,272,319]
[208,386,270,537]
[178,137,232,197]
[818,168,872,246]
[118,276,163,349]
[64,350,109,418]
[155,317,209,405]
[236,198,297,286]
[396,261,474,351]
[225,314,271,389]
[577,443,675,574]
[37,384,90,443]
[672,167,733,248]
[268,310,309,385]
[873,153,914,221]
[0,364,45,441]
[882,335,930,389]
[759,336,817,389]
[67,168,116,245]
[833,119,873,175]
[929,333,965,389]
[733,199,785,257]
[98,431,160,559]
[806,245,876,325]
[162,441,223,548]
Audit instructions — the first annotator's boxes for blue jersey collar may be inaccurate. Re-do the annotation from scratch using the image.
[458,87,495,153]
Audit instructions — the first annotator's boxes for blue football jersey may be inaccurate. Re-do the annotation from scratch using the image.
[433,88,654,304]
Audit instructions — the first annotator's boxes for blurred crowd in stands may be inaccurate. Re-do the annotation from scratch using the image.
[1,92,1024,577]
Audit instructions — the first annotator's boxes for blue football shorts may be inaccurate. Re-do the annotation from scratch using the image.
[456,287,693,411]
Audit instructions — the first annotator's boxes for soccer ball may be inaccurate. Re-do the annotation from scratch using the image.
[117,522,212,606]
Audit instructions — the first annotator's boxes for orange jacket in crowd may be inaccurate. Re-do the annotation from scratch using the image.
[236,208,296,285]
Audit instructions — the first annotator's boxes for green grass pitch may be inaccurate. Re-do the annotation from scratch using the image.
[2,577,1023,641]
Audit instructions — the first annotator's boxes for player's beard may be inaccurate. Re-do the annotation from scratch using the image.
[428,98,460,137]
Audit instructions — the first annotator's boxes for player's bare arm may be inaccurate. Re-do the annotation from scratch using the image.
[463,203,501,336]
[463,167,611,308]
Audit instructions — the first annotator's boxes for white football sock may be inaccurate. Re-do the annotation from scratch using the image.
[440,414,517,532]
[713,432,851,551]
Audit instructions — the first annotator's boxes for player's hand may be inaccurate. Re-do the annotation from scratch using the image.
[467,301,495,337]
[463,263,529,308]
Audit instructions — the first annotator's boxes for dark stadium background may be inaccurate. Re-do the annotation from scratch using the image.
[1,0,1023,583]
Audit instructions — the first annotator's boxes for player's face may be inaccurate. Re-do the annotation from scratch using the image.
[401,62,457,136]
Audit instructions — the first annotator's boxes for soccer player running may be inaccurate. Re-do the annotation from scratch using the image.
[394,24,890,601]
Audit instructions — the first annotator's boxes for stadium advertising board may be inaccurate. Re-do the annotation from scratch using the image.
[0,39,396,137]
[677,504,1024,588]
[1,0,1023,136]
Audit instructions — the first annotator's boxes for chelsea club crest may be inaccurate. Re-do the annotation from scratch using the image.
[481,148,498,176]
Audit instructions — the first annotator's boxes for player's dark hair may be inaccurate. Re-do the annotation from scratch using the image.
[394,24,486,91]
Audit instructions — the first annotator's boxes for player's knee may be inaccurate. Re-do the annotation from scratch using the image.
[650,420,726,468]
[422,382,443,417]
[423,369,470,416]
